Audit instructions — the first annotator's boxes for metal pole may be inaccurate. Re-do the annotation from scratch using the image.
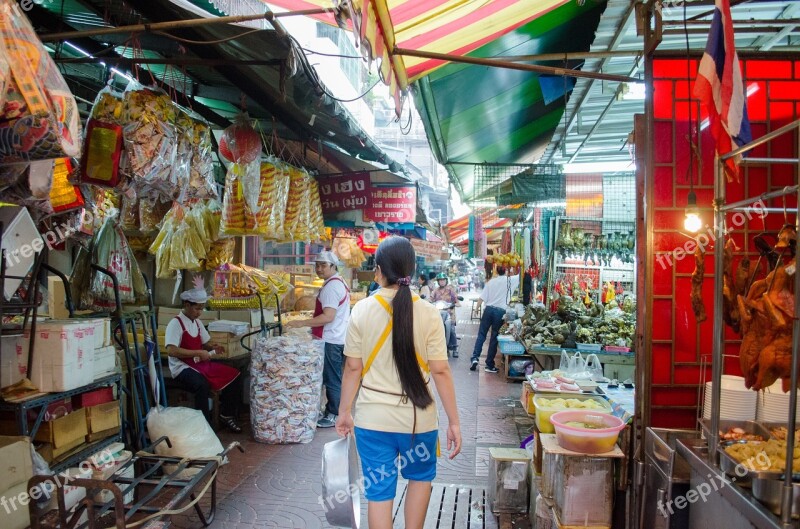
[719,185,799,212]
[780,131,800,525]
[739,157,800,165]
[709,154,725,465]
[54,57,284,67]
[496,50,643,62]
[38,8,332,42]
[393,47,642,84]
[722,120,800,160]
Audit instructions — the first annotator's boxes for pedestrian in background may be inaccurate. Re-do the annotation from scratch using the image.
[470,266,520,373]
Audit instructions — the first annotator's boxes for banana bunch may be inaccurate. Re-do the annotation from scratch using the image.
[486,253,524,268]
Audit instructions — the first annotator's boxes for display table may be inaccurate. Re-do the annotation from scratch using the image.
[528,346,635,380]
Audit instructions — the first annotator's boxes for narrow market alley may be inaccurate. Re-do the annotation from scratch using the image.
[173,294,534,529]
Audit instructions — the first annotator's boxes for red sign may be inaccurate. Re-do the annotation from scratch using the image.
[365,186,417,224]
[318,173,372,213]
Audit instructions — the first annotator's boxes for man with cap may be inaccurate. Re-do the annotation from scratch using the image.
[285,250,351,428]
[164,286,243,432]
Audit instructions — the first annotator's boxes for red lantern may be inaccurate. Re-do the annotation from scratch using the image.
[219,115,261,163]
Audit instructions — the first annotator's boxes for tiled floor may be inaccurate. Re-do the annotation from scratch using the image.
[171,294,532,528]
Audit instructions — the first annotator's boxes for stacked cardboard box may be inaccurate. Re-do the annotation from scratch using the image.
[0,436,34,529]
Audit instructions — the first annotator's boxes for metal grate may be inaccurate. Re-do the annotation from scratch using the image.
[392,482,499,529]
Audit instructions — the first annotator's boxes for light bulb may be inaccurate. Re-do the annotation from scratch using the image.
[684,212,702,233]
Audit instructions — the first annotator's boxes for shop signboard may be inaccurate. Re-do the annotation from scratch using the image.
[410,238,444,262]
[318,172,372,213]
[365,185,417,224]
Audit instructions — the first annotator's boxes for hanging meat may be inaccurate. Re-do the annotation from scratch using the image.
[691,247,707,323]
[738,261,796,391]
[722,239,741,333]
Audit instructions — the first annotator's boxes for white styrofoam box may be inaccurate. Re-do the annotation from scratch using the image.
[93,345,117,378]
[80,318,111,349]
[31,320,95,391]
[0,205,43,301]
[0,335,29,388]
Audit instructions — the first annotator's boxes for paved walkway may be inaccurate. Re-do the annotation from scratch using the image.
[172,293,533,529]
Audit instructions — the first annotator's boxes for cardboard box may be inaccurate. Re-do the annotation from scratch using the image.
[207,331,250,359]
[0,335,29,389]
[31,321,95,391]
[520,381,535,415]
[30,398,72,422]
[86,401,120,434]
[220,309,274,328]
[0,436,33,490]
[0,481,31,529]
[73,387,114,409]
[34,409,88,451]
[158,307,218,327]
[47,276,92,319]
[93,345,117,378]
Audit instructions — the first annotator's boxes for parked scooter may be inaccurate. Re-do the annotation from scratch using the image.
[435,296,464,358]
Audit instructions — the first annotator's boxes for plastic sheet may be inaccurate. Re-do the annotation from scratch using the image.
[122,86,177,196]
[146,406,224,477]
[250,335,323,444]
[0,0,82,163]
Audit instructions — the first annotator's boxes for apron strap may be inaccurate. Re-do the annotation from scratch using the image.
[362,295,428,377]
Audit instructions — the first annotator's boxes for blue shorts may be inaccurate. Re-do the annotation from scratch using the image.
[354,427,438,502]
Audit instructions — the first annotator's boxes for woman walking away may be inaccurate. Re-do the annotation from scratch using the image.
[336,236,462,529]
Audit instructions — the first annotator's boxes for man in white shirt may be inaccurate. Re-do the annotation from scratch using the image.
[285,251,351,427]
[470,266,520,373]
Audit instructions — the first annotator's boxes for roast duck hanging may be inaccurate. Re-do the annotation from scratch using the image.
[700,225,798,391]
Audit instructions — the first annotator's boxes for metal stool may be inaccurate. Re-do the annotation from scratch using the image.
[471,299,482,321]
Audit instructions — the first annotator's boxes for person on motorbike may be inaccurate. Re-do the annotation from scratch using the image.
[430,273,460,357]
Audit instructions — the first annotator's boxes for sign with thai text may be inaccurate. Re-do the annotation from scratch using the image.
[410,238,444,262]
[365,185,417,224]
[318,173,372,213]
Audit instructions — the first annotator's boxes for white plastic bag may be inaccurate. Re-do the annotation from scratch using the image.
[586,353,607,382]
[146,406,223,462]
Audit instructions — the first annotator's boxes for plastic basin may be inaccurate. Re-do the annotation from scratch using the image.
[550,410,625,454]
[533,395,612,434]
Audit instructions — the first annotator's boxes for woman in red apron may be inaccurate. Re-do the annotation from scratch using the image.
[165,287,242,432]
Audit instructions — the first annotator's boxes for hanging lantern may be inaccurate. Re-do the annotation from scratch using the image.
[219,114,261,163]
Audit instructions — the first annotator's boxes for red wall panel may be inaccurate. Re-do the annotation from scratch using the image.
[649,58,798,428]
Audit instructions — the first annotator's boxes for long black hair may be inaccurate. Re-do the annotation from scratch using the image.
[375,237,433,409]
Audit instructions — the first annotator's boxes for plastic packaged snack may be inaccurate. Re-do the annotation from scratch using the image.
[204,238,235,270]
[81,88,125,187]
[283,166,310,241]
[139,192,172,233]
[180,119,218,202]
[220,160,259,236]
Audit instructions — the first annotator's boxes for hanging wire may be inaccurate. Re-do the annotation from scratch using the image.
[684,0,696,192]
[152,29,263,46]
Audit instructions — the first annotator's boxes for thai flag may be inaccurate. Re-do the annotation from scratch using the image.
[694,0,752,182]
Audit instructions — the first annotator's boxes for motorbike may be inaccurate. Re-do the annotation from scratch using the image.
[435,296,464,358]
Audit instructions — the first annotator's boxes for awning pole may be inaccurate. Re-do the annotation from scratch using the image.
[39,8,333,42]
[394,47,642,84]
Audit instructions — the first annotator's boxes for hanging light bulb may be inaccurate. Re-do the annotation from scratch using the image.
[684,191,702,233]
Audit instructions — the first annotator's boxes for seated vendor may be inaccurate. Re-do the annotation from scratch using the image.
[165,286,243,433]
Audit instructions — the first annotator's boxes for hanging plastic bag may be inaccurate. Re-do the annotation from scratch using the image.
[0,0,81,163]
[170,108,193,196]
[89,218,147,310]
[69,243,94,310]
[122,85,178,196]
[586,353,607,382]
[49,158,84,213]
[283,166,310,241]
[139,191,172,233]
[80,89,125,187]
[220,159,260,236]
[179,119,218,202]
[204,238,235,270]
[218,113,261,164]
[265,161,289,240]
[118,184,139,231]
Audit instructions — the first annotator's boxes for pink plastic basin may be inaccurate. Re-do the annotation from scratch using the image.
[549,410,625,454]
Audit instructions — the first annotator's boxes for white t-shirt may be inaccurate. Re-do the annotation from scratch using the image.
[481,274,520,311]
[344,288,447,433]
[164,312,211,377]
[317,274,350,345]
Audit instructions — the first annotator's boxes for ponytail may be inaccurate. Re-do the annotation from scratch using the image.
[375,237,433,409]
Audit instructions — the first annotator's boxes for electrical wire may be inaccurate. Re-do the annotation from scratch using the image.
[152,28,263,45]
[300,46,363,59]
